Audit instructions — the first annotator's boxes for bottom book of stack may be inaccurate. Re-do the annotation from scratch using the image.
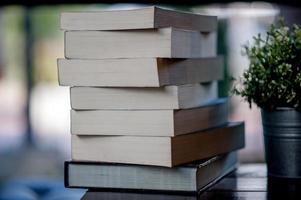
[81,191,201,200]
[65,151,237,193]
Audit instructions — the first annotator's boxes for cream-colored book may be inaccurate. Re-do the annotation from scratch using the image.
[71,122,245,167]
[61,6,217,32]
[64,28,216,59]
[58,57,223,87]
[70,82,217,110]
[71,99,228,136]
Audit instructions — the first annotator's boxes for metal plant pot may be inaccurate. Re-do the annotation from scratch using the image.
[261,108,301,178]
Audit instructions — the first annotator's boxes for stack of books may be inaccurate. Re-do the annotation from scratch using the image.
[58,6,245,193]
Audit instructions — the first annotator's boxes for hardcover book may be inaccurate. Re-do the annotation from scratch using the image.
[70,82,217,110]
[71,122,245,167]
[66,152,237,193]
[71,99,228,136]
[64,28,216,59]
[61,6,217,32]
[58,57,223,87]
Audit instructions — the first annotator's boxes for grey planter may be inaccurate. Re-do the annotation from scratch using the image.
[261,108,301,178]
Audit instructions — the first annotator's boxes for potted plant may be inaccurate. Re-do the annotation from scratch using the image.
[233,20,301,178]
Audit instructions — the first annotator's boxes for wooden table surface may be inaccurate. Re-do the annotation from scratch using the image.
[81,164,301,200]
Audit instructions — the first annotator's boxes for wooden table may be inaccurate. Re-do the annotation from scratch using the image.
[81,164,301,200]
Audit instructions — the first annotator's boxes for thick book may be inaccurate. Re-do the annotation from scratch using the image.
[71,99,228,136]
[71,122,245,167]
[65,152,237,193]
[70,82,217,110]
[58,57,223,87]
[64,28,216,59]
[61,6,217,32]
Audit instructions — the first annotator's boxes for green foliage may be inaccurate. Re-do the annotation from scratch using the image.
[233,20,301,111]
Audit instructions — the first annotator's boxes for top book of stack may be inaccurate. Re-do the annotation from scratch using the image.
[61,6,217,31]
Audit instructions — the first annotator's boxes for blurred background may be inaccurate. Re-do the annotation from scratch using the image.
[0,1,300,199]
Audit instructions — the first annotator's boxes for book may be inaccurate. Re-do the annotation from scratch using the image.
[81,189,266,200]
[58,57,223,87]
[61,6,217,32]
[81,191,200,200]
[65,152,237,193]
[64,28,216,59]
[71,122,245,167]
[71,99,228,136]
[70,82,218,110]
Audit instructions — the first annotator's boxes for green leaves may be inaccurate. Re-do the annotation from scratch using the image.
[233,20,301,111]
